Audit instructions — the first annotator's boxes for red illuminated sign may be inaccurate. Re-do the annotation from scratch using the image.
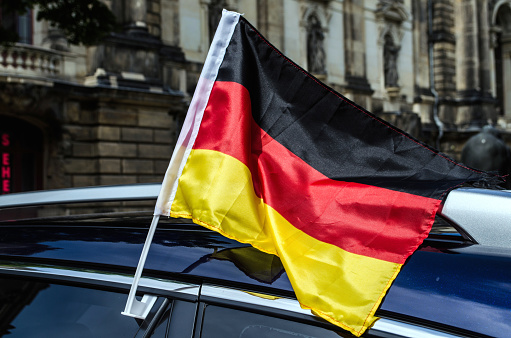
[1,133,11,194]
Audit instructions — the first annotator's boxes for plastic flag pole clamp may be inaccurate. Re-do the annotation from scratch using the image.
[122,214,160,319]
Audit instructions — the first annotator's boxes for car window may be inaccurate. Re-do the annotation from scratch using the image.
[150,300,197,338]
[0,276,143,337]
[199,305,353,338]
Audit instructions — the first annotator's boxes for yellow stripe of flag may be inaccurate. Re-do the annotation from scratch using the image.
[170,149,402,336]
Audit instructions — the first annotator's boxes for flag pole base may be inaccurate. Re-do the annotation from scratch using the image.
[121,294,158,319]
[122,214,160,319]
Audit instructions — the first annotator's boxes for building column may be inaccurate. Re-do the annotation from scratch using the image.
[503,35,511,117]
[455,0,495,128]
[478,1,492,98]
[343,0,373,102]
[257,0,284,50]
[412,0,433,124]
[491,1,511,124]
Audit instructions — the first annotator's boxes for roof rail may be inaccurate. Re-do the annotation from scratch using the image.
[2,184,510,249]
[0,183,161,209]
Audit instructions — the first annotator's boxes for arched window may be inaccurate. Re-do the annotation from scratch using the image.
[0,117,43,194]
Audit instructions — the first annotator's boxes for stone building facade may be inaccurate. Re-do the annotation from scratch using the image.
[1,0,510,195]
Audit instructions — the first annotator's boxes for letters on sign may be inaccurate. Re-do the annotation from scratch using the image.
[1,133,11,194]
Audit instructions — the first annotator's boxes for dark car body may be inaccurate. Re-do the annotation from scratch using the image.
[0,184,510,337]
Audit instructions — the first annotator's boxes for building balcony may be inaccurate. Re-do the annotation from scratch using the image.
[0,43,85,86]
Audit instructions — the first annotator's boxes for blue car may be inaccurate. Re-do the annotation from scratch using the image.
[0,184,510,337]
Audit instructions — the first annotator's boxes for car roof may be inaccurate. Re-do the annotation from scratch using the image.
[2,183,510,249]
[1,184,511,337]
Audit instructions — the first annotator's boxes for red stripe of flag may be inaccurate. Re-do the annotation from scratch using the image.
[194,80,439,264]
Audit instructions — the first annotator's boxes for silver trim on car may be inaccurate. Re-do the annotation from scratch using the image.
[0,183,161,209]
[201,285,464,338]
[0,264,470,337]
[0,264,200,298]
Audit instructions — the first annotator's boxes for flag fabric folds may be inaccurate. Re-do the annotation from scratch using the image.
[155,10,495,336]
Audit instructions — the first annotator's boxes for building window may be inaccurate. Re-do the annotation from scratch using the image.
[0,8,33,44]
[17,10,32,44]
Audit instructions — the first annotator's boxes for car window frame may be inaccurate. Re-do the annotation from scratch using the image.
[0,262,200,338]
[194,284,466,338]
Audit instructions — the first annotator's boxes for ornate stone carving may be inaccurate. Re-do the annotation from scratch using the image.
[383,34,400,88]
[490,26,502,48]
[301,4,329,75]
[129,0,147,26]
[375,0,408,92]
[375,0,408,22]
[42,28,70,52]
[306,15,326,74]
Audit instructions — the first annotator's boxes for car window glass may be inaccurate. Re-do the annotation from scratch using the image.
[150,300,196,338]
[149,306,170,338]
[167,300,197,337]
[199,305,352,338]
[0,277,142,337]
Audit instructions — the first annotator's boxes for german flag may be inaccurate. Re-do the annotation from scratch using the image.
[155,10,495,336]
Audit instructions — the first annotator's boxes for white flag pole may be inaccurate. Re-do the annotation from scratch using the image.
[121,9,240,319]
[121,214,159,318]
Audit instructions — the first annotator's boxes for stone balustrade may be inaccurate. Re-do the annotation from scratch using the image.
[0,44,64,79]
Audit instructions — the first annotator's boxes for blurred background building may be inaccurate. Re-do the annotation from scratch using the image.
[1,0,510,194]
